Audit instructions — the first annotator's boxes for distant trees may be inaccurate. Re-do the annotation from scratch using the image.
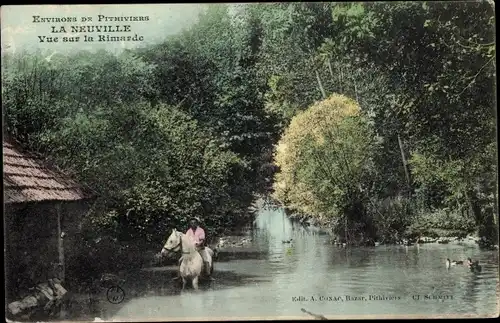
[2,2,497,246]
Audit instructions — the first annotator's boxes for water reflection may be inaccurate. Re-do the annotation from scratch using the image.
[110,204,499,320]
[252,205,499,317]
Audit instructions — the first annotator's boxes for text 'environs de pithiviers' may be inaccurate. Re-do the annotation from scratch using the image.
[32,15,150,23]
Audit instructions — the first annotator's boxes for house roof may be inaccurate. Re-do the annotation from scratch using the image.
[3,140,93,204]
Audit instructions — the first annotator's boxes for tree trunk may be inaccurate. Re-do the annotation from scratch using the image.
[467,189,483,224]
[353,78,359,103]
[344,215,348,245]
[397,134,411,193]
[494,182,498,226]
[315,70,327,99]
[339,66,343,93]
[327,58,335,83]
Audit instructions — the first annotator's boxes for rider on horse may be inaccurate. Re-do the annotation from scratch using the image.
[185,217,215,280]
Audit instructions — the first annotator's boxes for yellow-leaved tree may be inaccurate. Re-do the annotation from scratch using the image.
[273,94,376,230]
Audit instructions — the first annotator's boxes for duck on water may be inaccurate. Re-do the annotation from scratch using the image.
[467,258,483,272]
[445,258,464,269]
[446,258,482,272]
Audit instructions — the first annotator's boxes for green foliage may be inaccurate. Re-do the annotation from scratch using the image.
[273,94,378,242]
[406,208,476,238]
[3,2,497,247]
[138,3,282,203]
[2,48,264,245]
[24,97,244,242]
[260,1,496,242]
[409,140,497,214]
[369,196,416,243]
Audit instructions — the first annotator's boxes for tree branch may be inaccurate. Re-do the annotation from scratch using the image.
[301,308,328,320]
[456,56,495,98]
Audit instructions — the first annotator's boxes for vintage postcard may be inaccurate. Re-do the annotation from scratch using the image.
[2,2,499,322]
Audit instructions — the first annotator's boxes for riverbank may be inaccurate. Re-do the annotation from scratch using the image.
[62,266,182,322]
[285,211,498,250]
[278,202,498,250]
[325,234,499,250]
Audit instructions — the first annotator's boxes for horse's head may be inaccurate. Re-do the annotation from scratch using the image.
[161,229,182,256]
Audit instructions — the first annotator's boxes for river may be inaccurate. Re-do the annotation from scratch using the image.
[100,204,498,321]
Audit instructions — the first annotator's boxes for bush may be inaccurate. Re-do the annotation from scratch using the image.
[273,94,379,243]
[404,208,476,238]
[370,195,416,243]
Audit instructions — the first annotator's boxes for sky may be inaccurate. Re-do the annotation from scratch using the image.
[1,4,209,55]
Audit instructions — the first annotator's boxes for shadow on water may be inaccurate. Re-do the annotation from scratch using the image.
[216,249,269,261]
[64,228,274,320]
[126,267,268,296]
[65,203,499,320]
[65,264,269,321]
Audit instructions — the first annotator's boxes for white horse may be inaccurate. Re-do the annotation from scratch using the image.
[161,229,213,290]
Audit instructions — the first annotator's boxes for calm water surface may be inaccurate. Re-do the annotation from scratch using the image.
[110,206,499,320]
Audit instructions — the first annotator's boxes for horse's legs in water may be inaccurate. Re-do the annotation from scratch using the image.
[192,276,199,291]
[208,264,215,281]
[204,261,211,276]
[172,266,181,281]
[181,277,187,291]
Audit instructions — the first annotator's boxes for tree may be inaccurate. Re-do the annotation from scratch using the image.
[273,94,378,244]
[314,2,496,242]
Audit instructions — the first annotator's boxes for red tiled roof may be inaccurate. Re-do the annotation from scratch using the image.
[3,140,92,204]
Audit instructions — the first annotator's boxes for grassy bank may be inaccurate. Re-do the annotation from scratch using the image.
[279,195,495,247]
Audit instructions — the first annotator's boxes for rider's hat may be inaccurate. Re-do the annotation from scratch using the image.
[189,216,201,223]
